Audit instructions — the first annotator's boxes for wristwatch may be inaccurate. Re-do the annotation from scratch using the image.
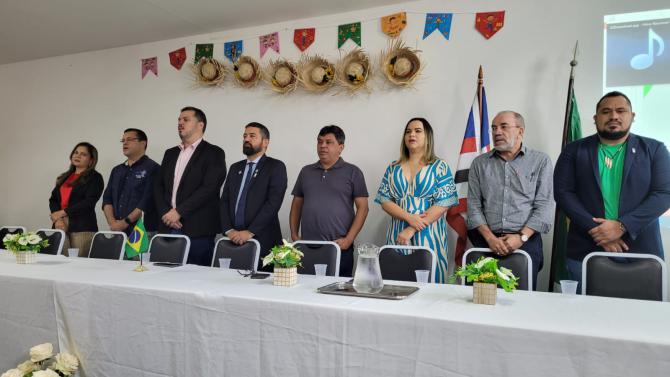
[123,217,132,225]
[519,232,529,242]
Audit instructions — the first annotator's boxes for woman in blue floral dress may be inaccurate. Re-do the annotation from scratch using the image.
[375,118,458,283]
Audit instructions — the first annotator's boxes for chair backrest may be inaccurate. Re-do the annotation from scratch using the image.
[88,231,127,260]
[462,248,533,291]
[211,237,260,271]
[148,234,190,265]
[293,240,341,277]
[0,226,26,243]
[582,252,667,301]
[35,229,65,256]
[378,245,437,283]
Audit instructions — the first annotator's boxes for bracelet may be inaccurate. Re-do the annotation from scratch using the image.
[618,221,626,234]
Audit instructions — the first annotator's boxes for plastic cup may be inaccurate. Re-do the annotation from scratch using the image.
[560,280,578,295]
[314,264,328,276]
[67,248,79,258]
[219,258,231,269]
[415,270,430,284]
[140,253,151,263]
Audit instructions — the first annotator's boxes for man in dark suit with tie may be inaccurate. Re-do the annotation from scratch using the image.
[220,122,288,270]
[154,106,227,266]
[555,91,670,290]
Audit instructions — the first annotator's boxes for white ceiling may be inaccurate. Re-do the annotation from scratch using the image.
[0,0,411,65]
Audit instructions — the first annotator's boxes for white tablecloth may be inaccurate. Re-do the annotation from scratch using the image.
[0,251,669,377]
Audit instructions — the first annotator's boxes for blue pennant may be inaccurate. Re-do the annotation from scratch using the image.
[423,13,453,40]
[224,40,243,63]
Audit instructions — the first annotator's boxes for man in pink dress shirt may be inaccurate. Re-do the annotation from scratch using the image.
[154,106,227,265]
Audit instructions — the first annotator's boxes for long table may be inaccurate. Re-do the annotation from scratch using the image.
[1,251,669,377]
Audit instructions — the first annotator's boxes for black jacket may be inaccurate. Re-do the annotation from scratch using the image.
[49,171,104,232]
[154,140,227,237]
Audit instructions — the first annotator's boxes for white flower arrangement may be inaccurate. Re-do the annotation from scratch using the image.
[2,343,79,377]
[262,239,304,268]
[2,232,49,254]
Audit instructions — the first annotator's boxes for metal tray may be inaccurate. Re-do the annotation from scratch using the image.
[317,282,419,300]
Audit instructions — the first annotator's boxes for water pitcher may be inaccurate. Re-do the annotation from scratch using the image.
[353,243,383,293]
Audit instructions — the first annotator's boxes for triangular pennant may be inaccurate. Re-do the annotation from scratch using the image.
[423,13,453,40]
[194,44,213,63]
[169,47,186,70]
[259,32,280,58]
[294,28,315,52]
[381,12,407,38]
[141,57,157,79]
[338,22,361,48]
[475,11,505,39]
[224,40,243,63]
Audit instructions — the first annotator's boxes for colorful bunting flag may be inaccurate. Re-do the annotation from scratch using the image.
[381,12,407,38]
[141,57,157,79]
[475,11,505,39]
[224,40,243,63]
[338,22,361,48]
[294,28,315,52]
[424,13,453,40]
[125,218,149,259]
[169,47,186,70]
[194,44,214,63]
[447,85,490,266]
[259,32,280,58]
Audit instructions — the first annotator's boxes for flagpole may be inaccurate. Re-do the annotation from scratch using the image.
[477,65,484,121]
[548,41,578,291]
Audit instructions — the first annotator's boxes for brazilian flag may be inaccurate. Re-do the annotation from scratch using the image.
[125,218,149,259]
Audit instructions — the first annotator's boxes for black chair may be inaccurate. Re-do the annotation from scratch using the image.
[35,229,65,256]
[293,240,340,276]
[148,234,190,265]
[88,231,127,260]
[211,237,260,271]
[0,226,26,243]
[378,245,436,283]
[582,252,667,301]
[462,248,533,291]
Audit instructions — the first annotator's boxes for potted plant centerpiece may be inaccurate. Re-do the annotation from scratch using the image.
[450,257,518,305]
[2,232,49,264]
[262,239,303,287]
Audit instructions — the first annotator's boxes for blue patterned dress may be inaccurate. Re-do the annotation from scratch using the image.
[375,159,458,283]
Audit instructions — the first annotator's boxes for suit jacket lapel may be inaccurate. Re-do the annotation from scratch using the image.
[177,140,207,193]
[621,134,638,186]
[247,155,267,191]
[588,135,602,190]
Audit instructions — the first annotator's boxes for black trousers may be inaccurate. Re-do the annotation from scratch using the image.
[467,229,543,291]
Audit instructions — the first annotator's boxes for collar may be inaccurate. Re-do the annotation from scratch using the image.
[125,154,147,167]
[246,154,263,165]
[489,144,527,159]
[311,157,345,170]
[179,137,203,151]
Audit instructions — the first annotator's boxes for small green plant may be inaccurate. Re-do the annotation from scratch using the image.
[449,256,519,292]
[262,239,304,268]
[3,232,49,253]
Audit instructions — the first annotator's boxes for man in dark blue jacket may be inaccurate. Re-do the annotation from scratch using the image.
[554,91,670,289]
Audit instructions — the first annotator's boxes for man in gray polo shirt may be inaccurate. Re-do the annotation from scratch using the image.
[466,111,554,290]
[290,125,369,277]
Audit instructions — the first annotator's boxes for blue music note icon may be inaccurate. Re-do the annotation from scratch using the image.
[630,28,665,70]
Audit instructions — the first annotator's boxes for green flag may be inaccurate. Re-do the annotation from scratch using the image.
[125,218,149,259]
[551,89,582,285]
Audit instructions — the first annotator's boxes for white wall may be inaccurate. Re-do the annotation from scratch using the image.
[1,0,668,291]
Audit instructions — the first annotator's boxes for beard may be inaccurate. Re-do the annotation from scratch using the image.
[243,142,261,156]
[597,128,629,141]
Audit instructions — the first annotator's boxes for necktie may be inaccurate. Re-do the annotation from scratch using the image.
[234,162,255,229]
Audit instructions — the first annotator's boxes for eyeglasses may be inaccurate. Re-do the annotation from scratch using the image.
[236,269,253,277]
[120,138,140,143]
[491,125,520,132]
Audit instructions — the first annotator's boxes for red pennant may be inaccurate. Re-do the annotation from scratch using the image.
[169,47,186,70]
[293,28,315,52]
[475,11,505,39]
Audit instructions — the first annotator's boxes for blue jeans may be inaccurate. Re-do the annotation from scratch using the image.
[565,258,583,294]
